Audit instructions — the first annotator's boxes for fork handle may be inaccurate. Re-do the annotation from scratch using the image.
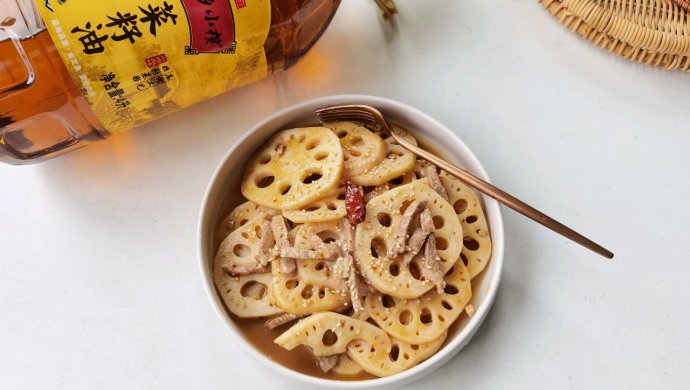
[395,136,614,259]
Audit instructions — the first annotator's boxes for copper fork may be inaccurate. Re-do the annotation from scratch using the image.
[315,104,614,259]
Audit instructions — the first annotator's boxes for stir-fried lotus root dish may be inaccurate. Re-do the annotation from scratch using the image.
[213,122,492,379]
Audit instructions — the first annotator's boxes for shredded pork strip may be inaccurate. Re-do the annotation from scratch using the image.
[347,264,364,316]
[332,253,349,280]
[270,215,289,245]
[270,215,297,275]
[222,262,270,276]
[316,355,339,373]
[403,229,426,265]
[280,247,334,261]
[306,235,339,260]
[342,219,365,316]
[279,258,297,275]
[390,200,426,257]
[403,208,435,265]
[256,218,273,268]
[420,207,435,233]
[416,161,449,200]
[264,312,303,330]
[330,219,366,317]
[341,218,355,253]
[422,232,445,293]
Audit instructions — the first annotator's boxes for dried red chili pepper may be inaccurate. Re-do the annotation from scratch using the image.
[345,181,366,225]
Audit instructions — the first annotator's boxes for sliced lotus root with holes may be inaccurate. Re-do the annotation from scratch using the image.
[293,220,346,249]
[274,312,386,356]
[269,221,350,314]
[241,127,343,210]
[347,125,417,186]
[282,185,346,224]
[439,171,492,279]
[385,169,417,189]
[325,122,386,178]
[276,257,346,291]
[274,312,445,377]
[215,201,268,243]
[363,170,417,203]
[212,264,281,318]
[365,260,472,344]
[331,354,364,376]
[270,259,348,315]
[215,214,274,276]
[348,330,447,377]
[355,181,463,299]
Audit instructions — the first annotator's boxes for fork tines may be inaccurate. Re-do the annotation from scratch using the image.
[315,106,377,126]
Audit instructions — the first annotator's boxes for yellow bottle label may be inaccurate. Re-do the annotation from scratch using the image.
[35,0,271,133]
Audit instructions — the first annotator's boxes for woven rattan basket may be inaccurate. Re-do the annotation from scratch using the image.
[540,0,690,71]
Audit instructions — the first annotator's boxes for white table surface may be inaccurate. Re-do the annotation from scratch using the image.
[2,1,689,388]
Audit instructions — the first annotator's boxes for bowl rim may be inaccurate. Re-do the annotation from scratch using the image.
[197,94,505,388]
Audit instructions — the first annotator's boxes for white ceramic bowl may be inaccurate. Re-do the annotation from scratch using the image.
[198,95,504,389]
